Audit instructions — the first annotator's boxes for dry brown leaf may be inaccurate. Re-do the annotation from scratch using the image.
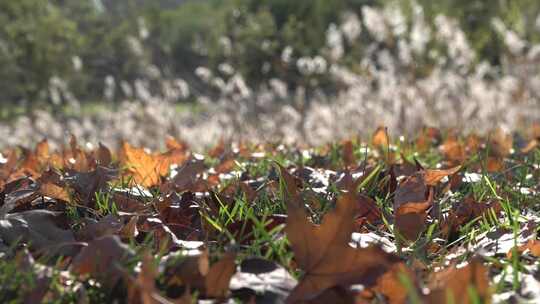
[489,128,512,157]
[170,159,206,192]
[415,127,441,152]
[341,140,355,167]
[127,252,177,304]
[372,263,416,304]
[0,210,77,256]
[486,157,504,173]
[508,239,540,258]
[465,133,481,153]
[35,138,50,165]
[75,214,123,241]
[67,166,118,204]
[439,136,465,164]
[214,157,236,174]
[279,165,398,303]
[112,191,150,213]
[393,173,433,241]
[71,235,135,286]
[165,136,189,152]
[120,215,140,239]
[39,182,71,202]
[96,142,113,166]
[66,134,90,172]
[425,259,490,304]
[164,249,210,290]
[205,252,236,298]
[394,173,429,209]
[394,166,459,241]
[423,165,461,186]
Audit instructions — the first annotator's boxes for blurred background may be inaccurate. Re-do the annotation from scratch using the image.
[1,0,540,149]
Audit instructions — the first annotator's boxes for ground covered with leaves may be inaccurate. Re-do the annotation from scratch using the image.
[1,126,540,303]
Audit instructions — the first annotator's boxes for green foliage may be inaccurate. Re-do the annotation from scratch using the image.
[401,0,540,64]
[0,0,80,103]
[209,0,347,88]
[2,0,540,107]
[143,0,230,77]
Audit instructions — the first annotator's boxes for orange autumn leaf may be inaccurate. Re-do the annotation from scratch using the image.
[214,157,236,174]
[157,152,184,178]
[165,136,188,152]
[119,141,163,187]
[119,141,189,188]
[489,128,512,157]
[372,263,416,304]
[415,127,441,152]
[508,239,540,258]
[35,139,50,166]
[66,134,90,172]
[423,165,461,186]
[521,139,538,154]
[486,157,504,173]
[465,133,481,153]
[372,126,389,148]
[439,136,465,164]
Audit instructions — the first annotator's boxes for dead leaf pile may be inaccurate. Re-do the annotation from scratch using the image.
[0,127,538,303]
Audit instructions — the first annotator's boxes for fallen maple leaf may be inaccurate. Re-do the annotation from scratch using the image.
[393,166,460,241]
[423,166,461,186]
[439,136,465,164]
[96,142,113,166]
[119,140,188,189]
[39,182,71,203]
[278,165,399,303]
[371,262,416,303]
[66,166,118,204]
[120,215,139,239]
[489,128,513,158]
[71,235,135,286]
[508,239,540,258]
[0,209,77,256]
[170,159,206,192]
[65,135,90,172]
[119,141,162,187]
[393,173,433,241]
[372,126,389,148]
[205,252,237,298]
[75,214,123,241]
[162,249,209,290]
[127,252,181,304]
[341,140,355,167]
[425,259,490,304]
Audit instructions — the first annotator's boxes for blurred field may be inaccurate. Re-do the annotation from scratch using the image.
[0,0,539,149]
